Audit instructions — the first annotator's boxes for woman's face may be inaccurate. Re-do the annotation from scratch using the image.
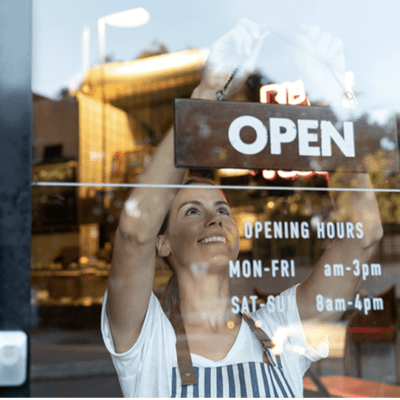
[158,185,240,275]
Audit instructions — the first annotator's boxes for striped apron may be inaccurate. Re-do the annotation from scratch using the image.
[171,359,296,398]
[169,304,296,398]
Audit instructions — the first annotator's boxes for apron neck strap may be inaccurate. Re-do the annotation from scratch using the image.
[169,301,197,386]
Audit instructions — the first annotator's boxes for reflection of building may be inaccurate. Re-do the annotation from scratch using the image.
[31,49,400,324]
[32,93,80,265]
[31,49,219,314]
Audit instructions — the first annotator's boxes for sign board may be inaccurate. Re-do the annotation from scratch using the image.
[174,99,398,172]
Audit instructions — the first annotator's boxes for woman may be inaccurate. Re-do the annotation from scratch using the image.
[101,20,383,397]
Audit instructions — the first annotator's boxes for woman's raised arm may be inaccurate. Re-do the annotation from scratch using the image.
[106,19,267,353]
[296,172,383,322]
[293,26,383,322]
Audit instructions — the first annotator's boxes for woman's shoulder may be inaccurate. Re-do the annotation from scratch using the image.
[254,285,300,329]
[101,290,176,357]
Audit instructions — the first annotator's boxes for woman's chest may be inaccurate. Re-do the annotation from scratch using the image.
[185,327,240,361]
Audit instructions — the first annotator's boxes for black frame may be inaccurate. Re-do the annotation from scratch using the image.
[0,0,32,396]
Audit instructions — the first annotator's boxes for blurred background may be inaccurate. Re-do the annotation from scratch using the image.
[30,0,400,397]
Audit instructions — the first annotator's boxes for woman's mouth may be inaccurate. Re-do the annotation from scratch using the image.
[199,236,226,244]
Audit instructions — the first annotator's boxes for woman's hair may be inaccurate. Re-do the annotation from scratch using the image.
[159,177,218,312]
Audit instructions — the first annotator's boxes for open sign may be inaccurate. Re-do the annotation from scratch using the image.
[174,99,398,172]
[228,115,355,157]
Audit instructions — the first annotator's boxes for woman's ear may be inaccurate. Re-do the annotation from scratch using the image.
[156,235,171,258]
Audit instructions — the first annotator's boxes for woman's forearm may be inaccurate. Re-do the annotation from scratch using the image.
[328,171,383,248]
[297,171,383,322]
[118,85,219,243]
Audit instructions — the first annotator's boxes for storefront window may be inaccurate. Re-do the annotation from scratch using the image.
[31,1,400,397]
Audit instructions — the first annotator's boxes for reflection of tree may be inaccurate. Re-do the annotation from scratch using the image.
[135,41,168,60]
[365,150,400,223]
[329,150,400,224]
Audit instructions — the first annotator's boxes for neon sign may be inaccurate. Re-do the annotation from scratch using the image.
[260,80,310,106]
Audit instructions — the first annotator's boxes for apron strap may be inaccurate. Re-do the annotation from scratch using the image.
[169,303,282,385]
[169,302,197,386]
[240,311,281,367]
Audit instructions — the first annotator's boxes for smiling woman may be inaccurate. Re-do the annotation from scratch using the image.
[157,177,240,314]
[100,19,382,398]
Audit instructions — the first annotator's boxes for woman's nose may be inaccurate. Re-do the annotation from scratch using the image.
[207,213,223,227]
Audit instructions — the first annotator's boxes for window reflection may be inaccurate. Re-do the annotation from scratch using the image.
[31,9,400,398]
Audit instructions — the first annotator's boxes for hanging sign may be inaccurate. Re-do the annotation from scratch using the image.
[174,99,398,172]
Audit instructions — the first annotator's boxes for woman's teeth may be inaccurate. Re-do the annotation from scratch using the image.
[200,236,226,244]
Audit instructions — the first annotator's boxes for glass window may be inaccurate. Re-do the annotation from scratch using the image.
[31,1,400,397]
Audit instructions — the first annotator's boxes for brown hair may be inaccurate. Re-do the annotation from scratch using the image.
[159,177,218,312]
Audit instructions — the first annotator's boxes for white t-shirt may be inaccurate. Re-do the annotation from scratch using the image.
[101,284,328,398]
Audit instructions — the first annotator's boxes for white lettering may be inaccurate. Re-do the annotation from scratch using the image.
[250,295,258,312]
[356,222,364,238]
[281,260,289,277]
[229,259,264,278]
[242,260,251,278]
[346,222,354,238]
[321,120,355,157]
[326,222,335,239]
[301,221,310,239]
[243,220,363,240]
[284,221,289,238]
[274,221,283,238]
[298,119,320,156]
[228,116,268,155]
[229,260,241,278]
[231,296,240,314]
[290,222,299,239]
[316,221,364,239]
[265,221,272,238]
[243,220,310,239]
[270,118,297,155]
[244,221,253,239]
[227,116,355,158]
[317,222,325,239]
[267,295,275,312]
[271,259,280,277]
[253,260,263,278]
[241,296,250,314]
[254,221,263,239]
[336,222,345,239]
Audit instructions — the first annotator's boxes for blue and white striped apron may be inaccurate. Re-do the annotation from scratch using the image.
[171,357,295,398]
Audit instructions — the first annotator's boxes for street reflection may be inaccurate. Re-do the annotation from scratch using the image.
[30,9,400,398]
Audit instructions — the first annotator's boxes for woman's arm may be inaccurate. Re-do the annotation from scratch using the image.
[296,172,383,322]
[106,19,267,353]
[294,26,383,322]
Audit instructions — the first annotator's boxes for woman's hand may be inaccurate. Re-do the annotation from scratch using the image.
[193,19,268,101]
[296,25,346,107]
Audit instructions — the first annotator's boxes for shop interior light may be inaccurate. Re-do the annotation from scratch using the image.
[219,169,249,177]
[262,170,276,180]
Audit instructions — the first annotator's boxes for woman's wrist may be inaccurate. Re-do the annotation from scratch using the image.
[191,85,217,101]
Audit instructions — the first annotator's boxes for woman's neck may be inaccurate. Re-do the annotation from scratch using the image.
[176,269,238,330]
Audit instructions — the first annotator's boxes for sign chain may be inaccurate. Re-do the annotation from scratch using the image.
[216,66,240,101]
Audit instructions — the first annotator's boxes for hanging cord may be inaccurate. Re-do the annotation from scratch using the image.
[216,66,240,101]
[215,61,356,107]
[329,69,357,108]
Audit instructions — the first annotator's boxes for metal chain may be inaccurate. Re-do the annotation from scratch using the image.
[329,68,357,108]
[216,66,240,101]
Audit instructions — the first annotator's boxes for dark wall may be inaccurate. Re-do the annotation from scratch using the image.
[0,0,32,396]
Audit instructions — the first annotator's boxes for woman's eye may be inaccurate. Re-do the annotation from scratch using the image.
[185,207,199,216]
[218,208,230,216]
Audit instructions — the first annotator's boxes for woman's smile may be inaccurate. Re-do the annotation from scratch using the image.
[160,185,240,270]
[199,236,227,244]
